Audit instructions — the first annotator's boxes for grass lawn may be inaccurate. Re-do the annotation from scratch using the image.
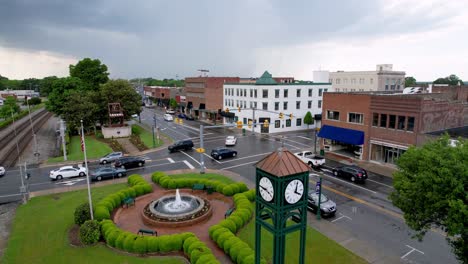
[1,183,185,264]
[169,173,236,184]
[48,136,113,163]
[132,124,164,149]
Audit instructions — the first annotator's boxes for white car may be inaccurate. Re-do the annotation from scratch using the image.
[49,165,87,180]
[0,166,5,176]
[166,109,176,114]
[164,114,173,121]
[225,136,237,146]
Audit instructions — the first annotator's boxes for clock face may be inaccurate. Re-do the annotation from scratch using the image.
[285,179,304,204]
[259,177,274,202]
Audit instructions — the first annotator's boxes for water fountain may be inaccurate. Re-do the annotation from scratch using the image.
[142,189,212,227]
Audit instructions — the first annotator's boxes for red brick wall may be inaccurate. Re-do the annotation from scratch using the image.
[432,85,468,102]
[185,77,240,110]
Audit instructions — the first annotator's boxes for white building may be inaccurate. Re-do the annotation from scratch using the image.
[329,64,405,92]
[223,71,331,134]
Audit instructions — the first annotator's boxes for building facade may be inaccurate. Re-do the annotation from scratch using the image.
[329,64,405,92]
[223,71,331,134]
[143,86,183,108]
[319,91,468,165]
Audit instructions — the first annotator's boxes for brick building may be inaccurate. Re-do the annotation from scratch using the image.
[318,91,468,165]
[143,86,183,108]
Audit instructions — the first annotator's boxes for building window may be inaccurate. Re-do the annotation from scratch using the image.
[351,78,356,84]
[296,101,300,109]
[319,89,323,96]
[308,101,312,109]
[329,79,333,83]
[262,102,268,110]
[385,85,389,90]
[388,115,396,129]
[370,78,373,84]
[225,89,227,96]
[296,118,302,126]
[274,102,279,111]
[275,120,280,128]
[407,117,415,131]
[250,89,253,97]
[283,102,288,110]
[254,90,257,98]
[253,102,257,108]
[336,88,340,92]
[275,89,280,98]
[380,114,387,127]
[308,89,312,97]
[262,89,268,98]
[236,89,239,96]
[372,113,379,126]
[224,99,227,106]
[344,78,348,84]
[244,89,247,97]
[286,119,291,127]
[397,116,406,130]
[284,89,288,98]
[327,110,340,120]
[348,113,363,124]
[336,79,341,84]
[296,89,301,97]
[318,100,322,108]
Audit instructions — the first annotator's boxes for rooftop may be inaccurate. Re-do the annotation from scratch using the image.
[256,148,310,177]
[427,126,468,139]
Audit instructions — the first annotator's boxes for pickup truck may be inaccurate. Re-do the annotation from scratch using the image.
[294,151,325,168]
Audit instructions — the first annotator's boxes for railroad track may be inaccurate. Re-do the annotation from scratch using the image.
[0,109,52,168]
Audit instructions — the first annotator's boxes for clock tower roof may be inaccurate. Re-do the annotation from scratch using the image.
[256,148,310,177]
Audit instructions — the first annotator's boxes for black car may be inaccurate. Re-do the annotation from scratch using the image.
[114,156,146,169]
[185,115,195,120]
[91,167,127,181]
[332,165,368,183]
[168,140,194,153]
[210,148,237,160]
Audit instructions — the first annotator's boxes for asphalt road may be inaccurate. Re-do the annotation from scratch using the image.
[0,107,458,264]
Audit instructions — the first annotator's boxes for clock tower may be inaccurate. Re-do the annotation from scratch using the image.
[255,148,310,264]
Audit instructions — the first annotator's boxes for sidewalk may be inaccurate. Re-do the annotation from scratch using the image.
[325,152,397,178]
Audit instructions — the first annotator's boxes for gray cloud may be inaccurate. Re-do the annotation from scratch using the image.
[0,0,462,79]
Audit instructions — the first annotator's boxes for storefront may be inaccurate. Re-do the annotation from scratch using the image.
[369,140,408,165]
[318,125,365,159]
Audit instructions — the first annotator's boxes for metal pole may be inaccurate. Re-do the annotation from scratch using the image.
[252,107,256,135]
[60,120,67,161]
[11,110,27,204]
[26,98,39,163]
[152,126,156,148]
[199,125,205,174]
[81,120,94,220]
[317,177,322,220]
[314,129,317,154]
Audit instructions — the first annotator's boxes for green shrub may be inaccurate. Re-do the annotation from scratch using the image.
[115,232,129,249]
[94,206,110,221]
[243,189,255,201]
[229,215,244,230]
[131,125,142,135]
[109,194,122,208]
[79,220,101,245]
[74,202,91,226]
[230,184,240,194]
[241,254,255,264]
[142,184,153,194]
[216,232,234,249]
[211,227,230,241]
[187,241,206,254]
[123,234,138,252]
[133,185,145,196]
[160,178,170,188]
[208,225,221,237]
[190,247,212,264]
[178,232,195,241]
[237,247,254,264]
[127,187,136,197]
[147,236,159,252]
[195,254,219,264]
[99,199,114,212]
[223,236,239,253]
[219,219,237,233]
[167,180,178,189]
[229,241,248,262]
[237,182,249,193]
[216,184,226,193]
[222,185,234,196]
[133,237,148,254]
[183,236,198,254]
[158,236,175,253]
[107,230,121,247]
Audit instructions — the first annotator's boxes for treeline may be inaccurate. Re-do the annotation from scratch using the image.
[129,78,184,87]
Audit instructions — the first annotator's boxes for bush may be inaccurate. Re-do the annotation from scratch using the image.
[229,215,244,230]
[229,241,248,262]
[222,185,234,196]
[183,236,199,254]
[133,185,145,196]
[123,234,138,252]
[147,236,159,252]
[196,254,218,264]
[211,227,230,241]
[26,97,42,105]
[74,202,91,226]
[115,232,129,250]
[243,189,256,201]
[223,236,239,253]
[219,219,237,233]
[79,220,101,245]
[158,236,175,253]
[216,232,235,249]
[190,247,212,264]
[107,230,121,247]
[167,180,178,189]
[131,125,142,135]
[133,237,148,254]
[237,247,254,264]
[94,206,110,221]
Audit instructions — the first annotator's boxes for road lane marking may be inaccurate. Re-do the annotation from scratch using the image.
[221,160,258,170]
[366,179,394,189]
[401,245,424,259]
[183,160,195,169]
[313,173,377,194]
[331,213,352,223]
[203,153,221,164]
[179,151,201,165]
[167,158,175,163]
[264,137,301,150]
[298,136,312,140]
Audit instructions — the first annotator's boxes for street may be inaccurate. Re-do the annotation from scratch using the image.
[0,106,458,264]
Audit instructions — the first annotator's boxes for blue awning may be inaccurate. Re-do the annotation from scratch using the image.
[317,125,364,145]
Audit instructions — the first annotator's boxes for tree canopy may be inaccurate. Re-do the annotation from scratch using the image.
[130,78,184,87]
[99,79,142,121]
[46,77,86,116]
[303,111,314,128]
[390,136,468,263]
[0,96,20,118]
[169,98,178,109]
[69,58,109,89]
[405,76,417,87]
[433,74,464,85]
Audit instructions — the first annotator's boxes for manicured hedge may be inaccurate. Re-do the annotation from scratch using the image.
[94,174,152,221]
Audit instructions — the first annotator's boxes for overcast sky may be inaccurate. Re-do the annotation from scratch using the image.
[1,0,467,81]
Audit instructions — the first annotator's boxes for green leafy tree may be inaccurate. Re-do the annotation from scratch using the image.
[405,76,417,87]
[303,111,314,129]
[62,90,99,132]
[434,74,464,85]
[46,77,86,116]
[0,96,20,118]
[20,78,41,90]
[69,58,109,89]
[390,136,468,263]
[98,80,142,124]
[39,76,58,96]
[169,98,178,109]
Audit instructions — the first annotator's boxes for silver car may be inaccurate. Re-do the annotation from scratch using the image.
[307,192,337,217]
[99,152,124,164]
[0,166,5,177]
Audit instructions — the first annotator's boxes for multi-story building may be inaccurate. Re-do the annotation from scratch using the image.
[185,76,240,120]
[143,86,183,108]
[329,64,405,92]
[318,90,468,165]
[223,71,331,133]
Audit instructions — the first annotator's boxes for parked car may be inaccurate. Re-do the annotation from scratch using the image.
[90,167,127,181]
[114,156,146,169]
[99,152,124,164]
[164,114,173,121]
[131,114,138,118]
[185,115,195,120]
[168,140,194,153]
[0,166,5,177]
[294,151,325,168]
[225,136,237,146]
[177,113,187,119]
[49,165,87,180]
[332,165,368,183]
[307,192,337,217]
[166,109,176,114]
[210,148,237,160]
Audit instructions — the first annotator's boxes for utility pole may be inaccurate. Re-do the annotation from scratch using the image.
[199,125,205,174]
[26,97,39,163]
[252,107,256,135]
[81,120,94,220]
[60,119,67,161]
[11,110,28,204]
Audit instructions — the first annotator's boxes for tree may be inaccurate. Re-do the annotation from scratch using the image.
[46,77,86,116]
[303,111,314,129]
[389,135,468,263]
[433,74,464,85]
[98,80,142,124]
[0,96,20,118]
[405,76,417,87]
[169,98,178,109]
[39,76,58,96]
[69,58,109,89]
[62,90,99,132]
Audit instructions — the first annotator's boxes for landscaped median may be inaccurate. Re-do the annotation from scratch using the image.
[47,135,113,163]
[131,124,164,149]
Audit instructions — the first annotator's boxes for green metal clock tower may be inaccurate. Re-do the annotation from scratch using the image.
[255,148,310,264]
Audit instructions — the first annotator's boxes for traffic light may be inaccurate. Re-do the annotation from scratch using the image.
[238,107,241,112]
[279,112,284,119]
[289,113,293,119]
[236,120,243,128]
[225,108,229,113]
[248,120,252,128]
[263,120,269,128]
